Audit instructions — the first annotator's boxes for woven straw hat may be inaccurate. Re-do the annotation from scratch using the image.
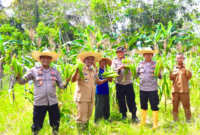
[100,58,112,66]
[77,52,102,63]
[32,50,60,62]
[136,47,159,54]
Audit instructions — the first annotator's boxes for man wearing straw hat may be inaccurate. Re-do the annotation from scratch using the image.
[15,50,70,135]
[94,58,112,123]
[136,47,162,129]
[72,52,112,134]
[112,47,139,121]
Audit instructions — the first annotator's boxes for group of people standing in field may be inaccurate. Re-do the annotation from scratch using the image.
[15,46,192,135]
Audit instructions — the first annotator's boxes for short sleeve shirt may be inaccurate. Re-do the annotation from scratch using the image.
[95,68,109,95]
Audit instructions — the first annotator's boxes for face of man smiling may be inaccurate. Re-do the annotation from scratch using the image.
[143,53,153,62]
[40,56,52,68]
[85,56,95,67]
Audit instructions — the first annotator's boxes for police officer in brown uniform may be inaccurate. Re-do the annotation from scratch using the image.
[15,50,70,135]
[112,47,139,121]
[136,47,162,129]
[169,53,192,122]
[72,52,112,134]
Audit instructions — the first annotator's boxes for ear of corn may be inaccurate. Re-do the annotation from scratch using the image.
[76,59,84,79]
[18,64,23,77]
[12,54,23,78]
[185,58,193,74]
[12,54,18,76]
[102,64,118,78]
[129,63,137,79]
[64,63,76,82]
[154,60,163,78]
[122,57,131,82]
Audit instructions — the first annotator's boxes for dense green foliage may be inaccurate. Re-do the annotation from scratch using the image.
[0,0,200,134]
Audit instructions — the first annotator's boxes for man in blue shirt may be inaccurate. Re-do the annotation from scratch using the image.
[94,58,112,123]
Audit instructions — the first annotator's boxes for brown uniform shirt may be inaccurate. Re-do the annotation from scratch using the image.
[170,64,192,93]
[16,66,66,106]
[112,57,133,85]
[74,65,100,102]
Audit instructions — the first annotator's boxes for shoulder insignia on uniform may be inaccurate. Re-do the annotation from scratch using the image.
[37,71,43,73]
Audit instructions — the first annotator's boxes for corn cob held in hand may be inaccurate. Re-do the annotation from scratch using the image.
[12,54,23,78]
[75,59,85,79]
[102,64,118,78]
[185,58,193,74]
[154,60,163,78]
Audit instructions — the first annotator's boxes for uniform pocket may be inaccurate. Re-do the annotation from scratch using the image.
[35,77,44,87]
[148,70,155,78]
[50,77,57,87]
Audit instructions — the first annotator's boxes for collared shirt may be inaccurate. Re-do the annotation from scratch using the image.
[74,65,100,102]
[95,68,109,95]
[170,64,192,93]
[136,60,162,91]
[16,66,67,106]
[112,57,133,85]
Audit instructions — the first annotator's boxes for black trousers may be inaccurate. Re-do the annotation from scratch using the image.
[94,94,110,122]
[116,83,137,114]
[140,90,159,111]
[31,103,60,132]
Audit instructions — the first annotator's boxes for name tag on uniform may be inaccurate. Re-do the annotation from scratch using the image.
[50,77,57,80]
[151,65,155,67]
[36,77,43,80]
[37,71,43,74]
[84,73,88,75]
[140,69,144,72]
[37,74,43,76]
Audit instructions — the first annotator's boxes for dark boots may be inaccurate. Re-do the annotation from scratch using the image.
[132,111,140,122]
[121,112,127,120]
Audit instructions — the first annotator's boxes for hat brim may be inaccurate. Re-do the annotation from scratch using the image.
[116,50,126,53]
[77,52,102,63]
[32,51,60,62]
[136,50,159,54]
[99,58,112,66]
